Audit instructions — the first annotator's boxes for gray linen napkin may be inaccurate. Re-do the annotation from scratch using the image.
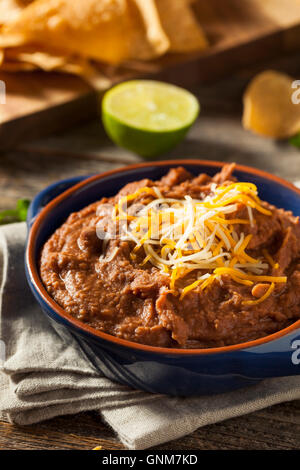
[0,221,300,450]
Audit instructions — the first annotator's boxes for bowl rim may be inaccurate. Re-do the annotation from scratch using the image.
[26,159,300,356]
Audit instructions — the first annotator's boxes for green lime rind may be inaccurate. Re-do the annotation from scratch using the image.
[101,80,199,158]
[102,111,196,157]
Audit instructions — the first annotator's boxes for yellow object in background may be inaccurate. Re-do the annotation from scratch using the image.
[243,70,300,139]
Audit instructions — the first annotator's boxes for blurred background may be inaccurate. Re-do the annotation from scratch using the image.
[1,0,300,208]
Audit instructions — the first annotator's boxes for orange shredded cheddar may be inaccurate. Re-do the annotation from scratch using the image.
[111,181,283,301]
[243,283,275,305]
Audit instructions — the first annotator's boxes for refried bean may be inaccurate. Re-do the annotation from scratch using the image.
[40,165,300,348]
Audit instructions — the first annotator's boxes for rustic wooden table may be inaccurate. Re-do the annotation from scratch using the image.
[0,52,300,450]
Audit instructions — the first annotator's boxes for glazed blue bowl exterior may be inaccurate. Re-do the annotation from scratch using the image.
[25,161,300,396]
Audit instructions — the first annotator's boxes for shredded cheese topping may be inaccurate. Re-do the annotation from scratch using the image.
[112,182,286,304]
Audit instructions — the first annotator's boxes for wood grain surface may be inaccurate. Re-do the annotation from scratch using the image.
[0,51,300,450]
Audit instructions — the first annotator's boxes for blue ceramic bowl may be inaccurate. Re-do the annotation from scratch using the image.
[25,160,300,396]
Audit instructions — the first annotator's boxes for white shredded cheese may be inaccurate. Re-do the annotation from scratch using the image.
[107,181,285,299]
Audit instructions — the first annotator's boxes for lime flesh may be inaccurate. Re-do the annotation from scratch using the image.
[102,80,199,157]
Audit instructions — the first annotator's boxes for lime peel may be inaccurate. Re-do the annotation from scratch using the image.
[102,80,199,157]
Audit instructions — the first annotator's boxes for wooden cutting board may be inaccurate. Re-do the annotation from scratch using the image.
[1,0,300,151]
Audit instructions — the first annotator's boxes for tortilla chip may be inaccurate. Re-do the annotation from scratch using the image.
[4,44,95,74]
[0,0,171,64]
[155,0,208,52]
[0,59,36,71]
[131,0,169,55]
[243,70,300,139]
[0,0,28,25]
[3,43,76,70]
[0,0,209,80]
[0,0,131,63]
[12,51,69,70]
[2,45,111,88]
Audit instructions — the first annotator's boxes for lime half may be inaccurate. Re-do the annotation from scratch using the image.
[102,80,199,157]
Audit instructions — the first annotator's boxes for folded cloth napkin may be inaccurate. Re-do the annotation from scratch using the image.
[0,221,300,450]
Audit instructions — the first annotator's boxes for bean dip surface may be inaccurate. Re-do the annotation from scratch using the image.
[40,165,300,348]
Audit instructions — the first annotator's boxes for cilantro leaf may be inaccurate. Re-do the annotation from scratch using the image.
[0,199,31,225]
[289,133,300,147]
